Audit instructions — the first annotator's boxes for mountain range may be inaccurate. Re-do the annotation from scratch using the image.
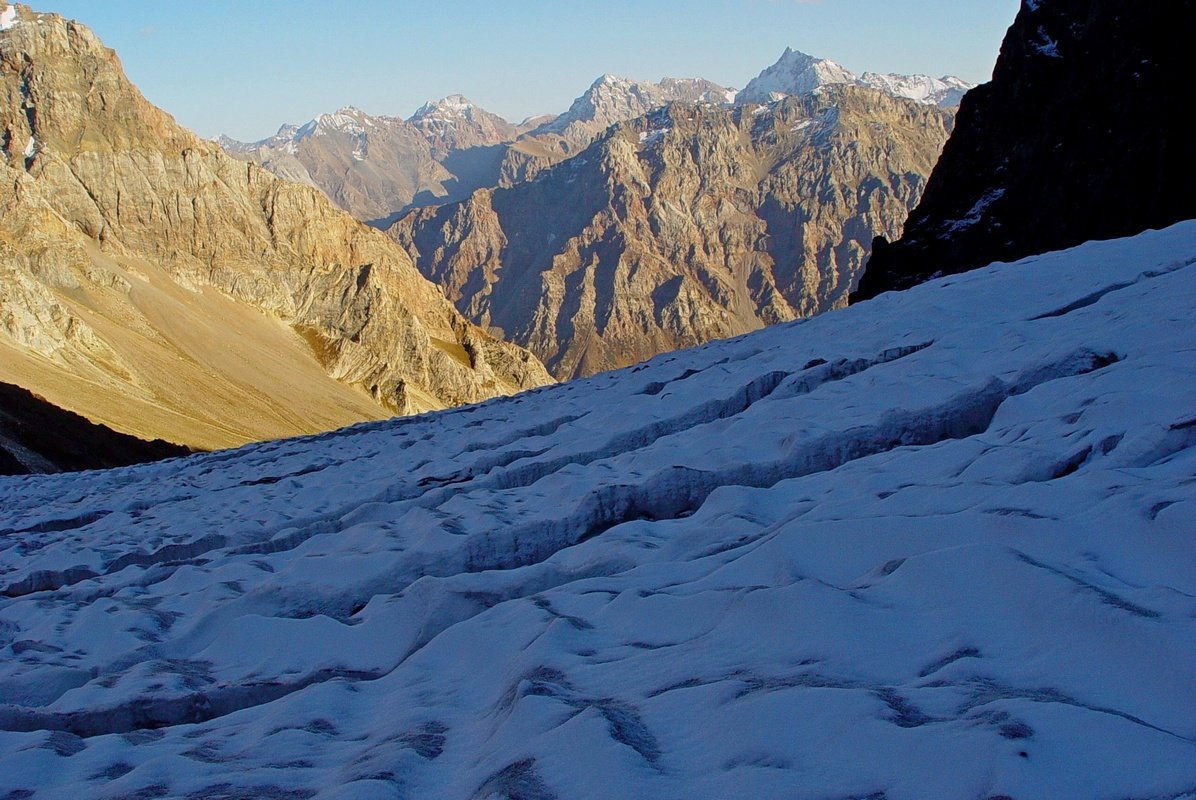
[221,50,972,227]
[391,88,952,379]
[0,6,971,465]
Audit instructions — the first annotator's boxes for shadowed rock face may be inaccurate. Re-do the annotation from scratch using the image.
[854,0,1196,300]
[0,6,550,448]
[0,381,190,475]
[391,88,952,379]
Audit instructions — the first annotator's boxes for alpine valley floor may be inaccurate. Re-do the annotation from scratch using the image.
[0,224,1194,799]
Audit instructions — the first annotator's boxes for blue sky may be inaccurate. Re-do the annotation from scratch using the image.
[31,0,1020,141]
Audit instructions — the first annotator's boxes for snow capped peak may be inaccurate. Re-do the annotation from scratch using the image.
[594,73,630,88]
[737,48,858,104]
[410,94,477,119]
[739,47,976,107]
[294,106,375,138]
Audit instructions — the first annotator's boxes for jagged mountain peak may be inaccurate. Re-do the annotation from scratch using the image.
[737,48,858,104]
[534,72,736,147]
[409,94,481,120]
[296,105,380,138]
[739,47,975,108]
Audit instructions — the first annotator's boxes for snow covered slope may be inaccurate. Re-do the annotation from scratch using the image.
[1,223,1195,799]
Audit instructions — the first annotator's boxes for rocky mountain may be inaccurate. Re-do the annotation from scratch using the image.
[218,106,458,225]
[0,381,190,475]
[218,97,534,226]
[407,94,523,156]
[530,74,737,152]
[2,219,1194,798]
[391,87,953,379]
[488,75,740,189]
[223,57,970,229]
[854,0,1196,299]
[738,47,973,107]
[0,5,550,450]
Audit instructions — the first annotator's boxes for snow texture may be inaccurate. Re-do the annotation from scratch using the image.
[0,4,16,32]
[1,224,1195,798]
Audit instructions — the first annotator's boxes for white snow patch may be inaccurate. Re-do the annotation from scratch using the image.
[945,187,1005,232]
[639,126,671,145]
[0,5,17,31]
[1034,27,1062,57]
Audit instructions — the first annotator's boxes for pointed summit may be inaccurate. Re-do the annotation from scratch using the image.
[406,95,517,153]
[738,48,975,108]
[736,48,859,104]
[409,94,478,120]
[537,73,735,146]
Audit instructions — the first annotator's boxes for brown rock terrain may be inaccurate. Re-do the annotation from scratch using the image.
[391,87,952,379]
[222,78,739,227]
[221,97,532,227]
[0,5,550,450]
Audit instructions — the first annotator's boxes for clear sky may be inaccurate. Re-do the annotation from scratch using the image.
[27,0,1021,141]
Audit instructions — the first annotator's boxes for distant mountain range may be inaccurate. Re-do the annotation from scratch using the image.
[215,50,967,380]
[391,88,952,379]
[219,50,974,226]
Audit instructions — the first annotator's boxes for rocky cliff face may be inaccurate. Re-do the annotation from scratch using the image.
[391,87,952,379]
[854,0,1196,299]
[0,5,550,449]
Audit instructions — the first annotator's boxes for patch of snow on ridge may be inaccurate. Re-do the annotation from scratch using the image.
[945,187,1005,232]
[639,126,671,145]
[1034,27,1063,57]
[0,223,1194,799]
[0,4,16,31]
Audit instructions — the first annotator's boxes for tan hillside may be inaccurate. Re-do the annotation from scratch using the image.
[0,4,550,449]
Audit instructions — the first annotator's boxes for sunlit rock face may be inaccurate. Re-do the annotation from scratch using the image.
[0,6,551,449]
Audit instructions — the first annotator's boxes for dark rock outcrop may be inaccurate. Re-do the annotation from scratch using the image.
[854,0,1196,300]
[0,381,190,475]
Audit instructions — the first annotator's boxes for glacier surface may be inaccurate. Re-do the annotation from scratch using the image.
[1,224,1195,798]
